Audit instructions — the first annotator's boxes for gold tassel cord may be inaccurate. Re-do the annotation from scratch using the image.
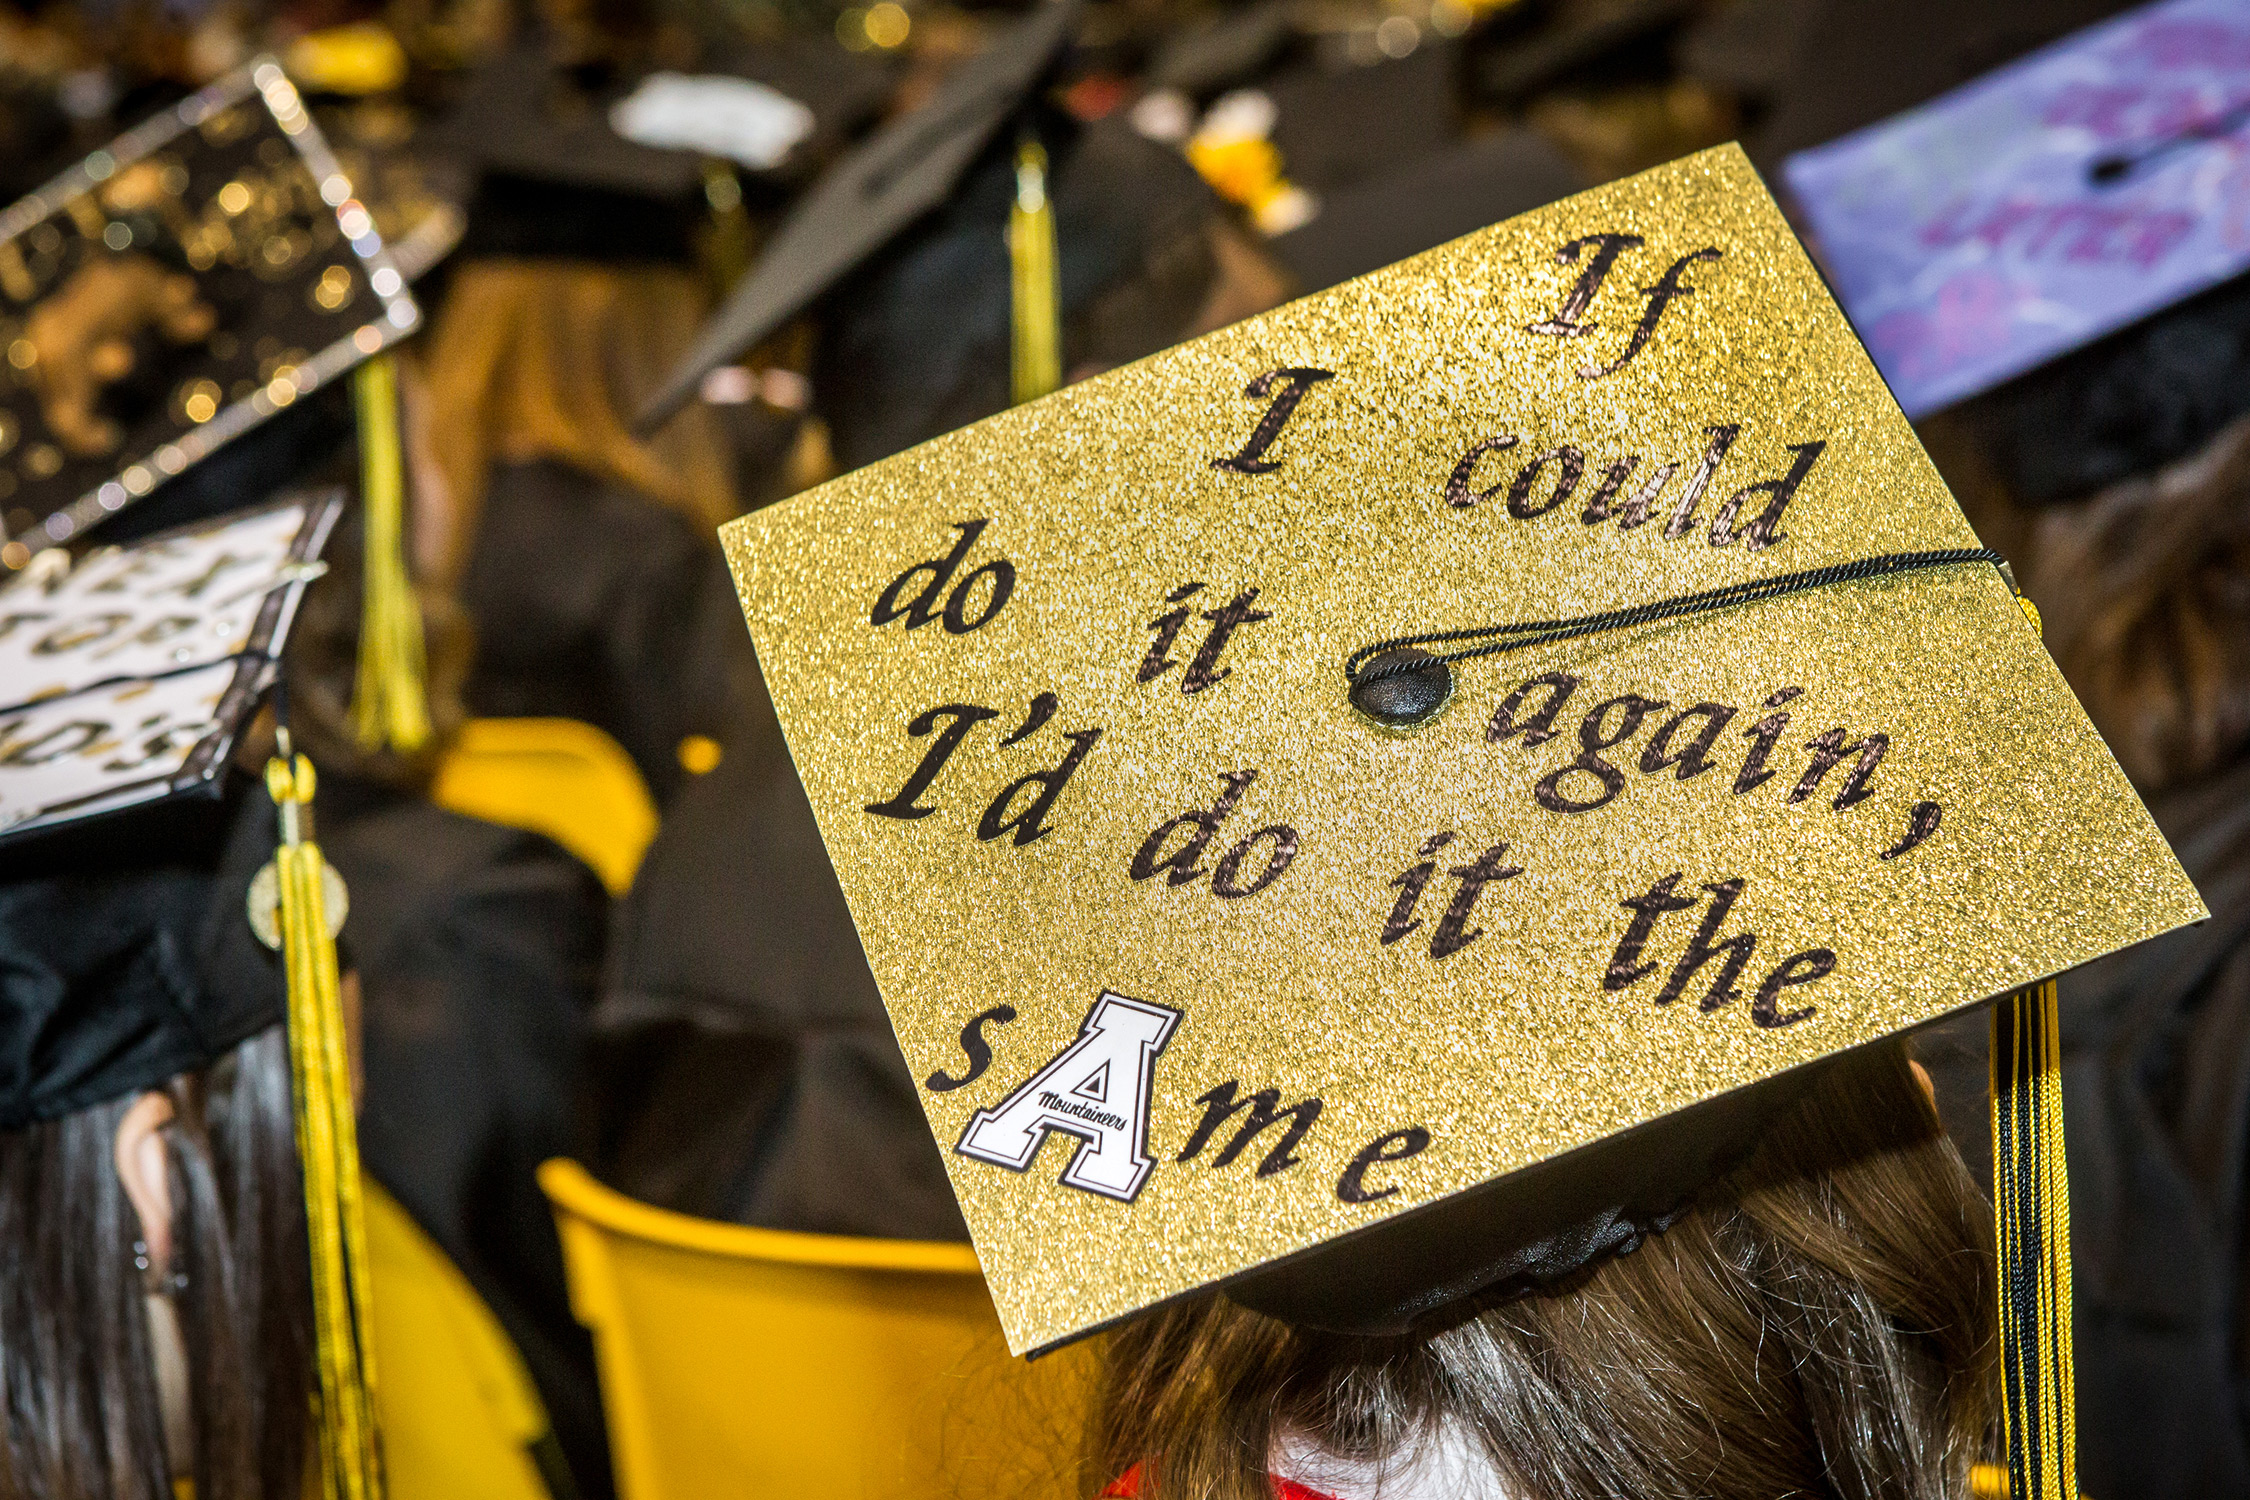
[350,355,431,755]
[1009,136,1061,407]
[1991,977,2077,1500]
[265,749,384,1500]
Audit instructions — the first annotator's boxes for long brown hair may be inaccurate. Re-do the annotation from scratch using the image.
[2026,411,2250,794]
[0,1027,312,1500]
[418,258,737,581]
[1099,1041,1995,1500]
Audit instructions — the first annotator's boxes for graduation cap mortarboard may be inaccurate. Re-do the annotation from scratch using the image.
[636,0,1085,431]
[1756,0,2140,165]
[413,41,714,267]
[0,780,283,1129]
[1269,128,1583,292]
[0,59,420,565]
[811,114,1220,470]
[0,490,340,843]
[1146,1,1297,98]
[723,142,2203,1496]
[702,36,897,172]
[1782,0,2250,492]
[1264,42,1460,196]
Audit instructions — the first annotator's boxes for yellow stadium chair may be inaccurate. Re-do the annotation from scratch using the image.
[430,719,659,896]
[537,1159,1099,1500]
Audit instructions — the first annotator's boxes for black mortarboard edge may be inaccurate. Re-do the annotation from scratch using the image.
[0,58,419,562]
[0,489,341,845]
[635,0,1084,432]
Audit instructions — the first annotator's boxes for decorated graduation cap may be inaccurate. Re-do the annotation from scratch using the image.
[1783,0,2250,501]
[0,58,432,760]
[0,489,379,1500]
[636,0,1086,430]
[723,144,2207,1498]
[0,58,419,561]
[0,491,339,841]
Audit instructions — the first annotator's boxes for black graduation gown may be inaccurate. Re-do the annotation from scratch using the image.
[323,785,614,1500]
[585,671,967,1243]
[457,458,743,806]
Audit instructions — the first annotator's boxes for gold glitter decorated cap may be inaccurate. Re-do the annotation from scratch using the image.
[0,60,421,566]
[722,144,2206,1364]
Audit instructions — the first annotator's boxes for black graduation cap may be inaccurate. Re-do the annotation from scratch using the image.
[635,0,1086,431]
[0,60,420,565]
[0,490,340,845]
[1269,128,1584,292]
[0,489,324,1138]
[1145,0,1298,98]
[0,778,282,1129]
[414,40,713,266]
[420,33,875,263]
[1754,0,2142,165]
[1265,41,1461,196]
[812,112,1219,471]
[701,36,898,180]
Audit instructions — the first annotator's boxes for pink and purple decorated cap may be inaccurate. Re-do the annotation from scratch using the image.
[1784,0,2250,419]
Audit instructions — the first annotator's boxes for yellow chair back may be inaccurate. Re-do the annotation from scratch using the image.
[536,1159,1098,1500]
[429,719,658,895]
[365,1179,555,1500]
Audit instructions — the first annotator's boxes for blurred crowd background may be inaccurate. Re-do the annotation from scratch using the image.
[1,0,2246,1496]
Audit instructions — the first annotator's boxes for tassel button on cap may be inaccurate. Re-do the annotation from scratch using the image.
[1350,648,1452,728]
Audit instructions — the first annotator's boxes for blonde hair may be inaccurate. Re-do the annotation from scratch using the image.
[419,258,737,580]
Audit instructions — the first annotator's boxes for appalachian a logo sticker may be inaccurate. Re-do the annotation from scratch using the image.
[956,991,1180,1202]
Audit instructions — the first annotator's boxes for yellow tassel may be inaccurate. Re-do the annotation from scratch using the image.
[350,356,431,755]
[1991,978,2077,1500]
[1009,137,1061,407]
[264,746,385,1500]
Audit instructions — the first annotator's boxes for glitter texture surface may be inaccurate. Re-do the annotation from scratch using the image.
[724,146,2207,1356]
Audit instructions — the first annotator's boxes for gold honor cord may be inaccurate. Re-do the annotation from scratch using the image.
[1009,136,1061,407]
[266,748,384,1500]
[1991,977,2077,1500]
[349,355,431,755]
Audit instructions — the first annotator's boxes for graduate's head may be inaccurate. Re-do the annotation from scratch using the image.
[418,256,737,576]
[410,39,753,579]
[0,796,323,1500]
[1097,1038,1995,1500]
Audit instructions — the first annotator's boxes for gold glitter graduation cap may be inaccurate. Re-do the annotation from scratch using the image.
[724,142,2203,1488]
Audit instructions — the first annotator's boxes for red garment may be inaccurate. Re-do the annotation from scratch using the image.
[1101,1461,1334,1500]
